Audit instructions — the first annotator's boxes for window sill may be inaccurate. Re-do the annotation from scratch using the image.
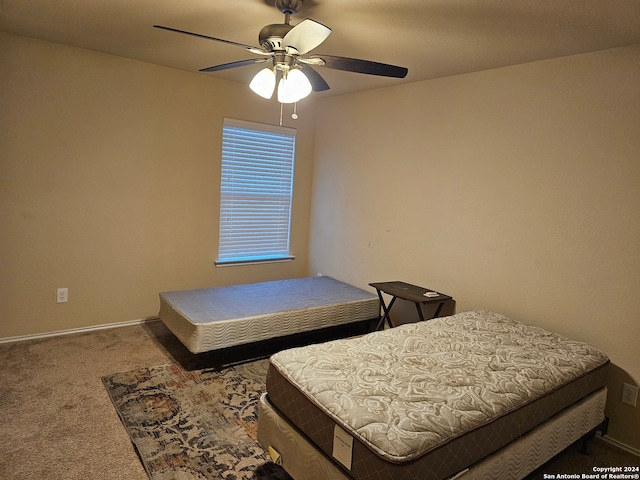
[215,256,295,267]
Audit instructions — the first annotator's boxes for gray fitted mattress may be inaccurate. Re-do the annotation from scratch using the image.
[265,310,609,480]
[158,276,380,354]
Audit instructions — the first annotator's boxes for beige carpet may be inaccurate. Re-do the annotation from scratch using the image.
[0,321,183,480]
[0,320,637,480]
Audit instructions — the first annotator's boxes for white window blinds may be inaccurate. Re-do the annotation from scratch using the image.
[217,118,296,265]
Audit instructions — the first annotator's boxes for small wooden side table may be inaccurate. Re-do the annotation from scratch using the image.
[369,281,452,330]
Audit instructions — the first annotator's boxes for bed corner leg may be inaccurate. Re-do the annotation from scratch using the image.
[579,417,610,455]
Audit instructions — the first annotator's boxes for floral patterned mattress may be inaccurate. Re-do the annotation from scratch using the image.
[266,310,609,480]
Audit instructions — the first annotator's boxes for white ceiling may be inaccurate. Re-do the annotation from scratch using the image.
[2,0,640,97]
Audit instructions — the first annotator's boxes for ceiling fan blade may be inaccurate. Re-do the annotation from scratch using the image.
[300,65,330,92]
[283,19,331,55]
[199,58,271,72]
[310,54,408,78]
[153,25,267,54]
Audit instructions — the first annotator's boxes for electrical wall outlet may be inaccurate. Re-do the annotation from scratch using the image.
[621,383,638,407]
[56,288,68,304]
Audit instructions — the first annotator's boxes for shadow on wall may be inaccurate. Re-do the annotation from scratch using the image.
[604,364,640,452]
[388,298,457,327]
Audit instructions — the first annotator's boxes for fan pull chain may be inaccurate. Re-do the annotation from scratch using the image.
[278,102,299,126]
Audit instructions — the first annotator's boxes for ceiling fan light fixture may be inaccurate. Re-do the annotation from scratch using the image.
[155,0,409,115]
[249,67,276,99]
[277,68,312,103]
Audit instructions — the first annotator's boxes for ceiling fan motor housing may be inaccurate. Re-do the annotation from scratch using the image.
[259,23,294,51]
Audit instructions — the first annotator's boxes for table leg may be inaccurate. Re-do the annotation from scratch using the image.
[375,290,397,330]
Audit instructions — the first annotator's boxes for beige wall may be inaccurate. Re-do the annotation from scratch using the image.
[309,46,640,449]
[1,32,315,338]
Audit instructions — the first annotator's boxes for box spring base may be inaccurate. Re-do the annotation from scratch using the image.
[258,387,607,480]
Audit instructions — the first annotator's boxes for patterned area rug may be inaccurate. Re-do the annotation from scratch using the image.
[102,360,292,480]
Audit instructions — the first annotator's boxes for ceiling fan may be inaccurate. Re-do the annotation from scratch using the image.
[154,0,408,106]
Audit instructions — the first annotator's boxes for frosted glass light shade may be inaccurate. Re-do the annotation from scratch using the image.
[277,69,312,104]
[249,68,276,99]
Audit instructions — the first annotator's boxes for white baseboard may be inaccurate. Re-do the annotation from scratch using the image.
[598,433,640,457]
[0,317,161,344]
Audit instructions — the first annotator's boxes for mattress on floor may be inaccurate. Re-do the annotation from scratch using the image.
[265,310,610,480]
[257,387,608,480]
[158,276,380,354]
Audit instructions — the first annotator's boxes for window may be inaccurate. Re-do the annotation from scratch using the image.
[216,118,296,265]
